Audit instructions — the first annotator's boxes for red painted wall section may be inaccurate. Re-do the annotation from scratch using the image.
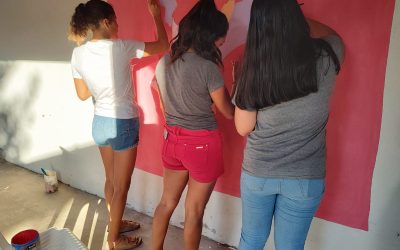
[109,0,395,231]
[301,0,395,230]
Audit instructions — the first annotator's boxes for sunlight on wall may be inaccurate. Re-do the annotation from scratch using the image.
[134,64,161,125]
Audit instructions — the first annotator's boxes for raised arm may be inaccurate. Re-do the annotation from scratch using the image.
[221,0,236,21]
[307,18,345,63]
[307,18,338,39]
[143,0,169,57]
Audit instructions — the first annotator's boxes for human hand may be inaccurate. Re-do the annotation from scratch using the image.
[148,0,161,18]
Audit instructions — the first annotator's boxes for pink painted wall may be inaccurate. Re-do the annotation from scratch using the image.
[109,0,395,230]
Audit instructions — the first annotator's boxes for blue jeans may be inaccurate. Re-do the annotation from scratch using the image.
[239,172,325,250]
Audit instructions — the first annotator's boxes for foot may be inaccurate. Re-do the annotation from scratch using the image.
[120,220,141,233]
[110,235,142,250]
[107,220,141,234]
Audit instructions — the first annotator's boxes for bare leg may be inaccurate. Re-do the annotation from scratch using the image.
[151,169,189,250]
[184,177,216,250]
[99,146,114,214]
[107,147,137,249]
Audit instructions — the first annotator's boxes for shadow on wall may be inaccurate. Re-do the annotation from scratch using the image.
[0,62,39,161]
[27,145,105,198]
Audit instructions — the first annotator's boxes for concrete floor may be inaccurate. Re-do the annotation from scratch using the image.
[0,159,234,250]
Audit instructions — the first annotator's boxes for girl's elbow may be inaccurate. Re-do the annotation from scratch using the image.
[236,127,250,137]
[77,93,91,101]
[234,121,254,136]
[161,42,169,52]
[77,95,88,101]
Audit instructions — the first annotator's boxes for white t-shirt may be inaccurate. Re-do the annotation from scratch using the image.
[71,39,145,119]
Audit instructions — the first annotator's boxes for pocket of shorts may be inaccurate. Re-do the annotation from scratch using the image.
[119,121,133,136]
[92,117,108,144]
[183,143,209,167]
[298,179,325,199]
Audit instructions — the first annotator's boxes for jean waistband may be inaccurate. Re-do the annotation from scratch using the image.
[165,125,220,143]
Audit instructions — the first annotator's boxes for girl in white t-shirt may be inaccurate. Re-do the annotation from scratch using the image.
[68,0,168,249]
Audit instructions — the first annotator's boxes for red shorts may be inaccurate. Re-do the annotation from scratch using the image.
[161,125,224,183]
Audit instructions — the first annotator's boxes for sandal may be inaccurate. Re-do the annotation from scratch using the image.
[111,235,142,250]
[107,220,141,234]
[120,220,141,233]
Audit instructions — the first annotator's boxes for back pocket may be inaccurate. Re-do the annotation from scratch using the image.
[182,143,209,169]
[299,179,325,199]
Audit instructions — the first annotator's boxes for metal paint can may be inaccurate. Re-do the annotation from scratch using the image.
[11,229,40,250]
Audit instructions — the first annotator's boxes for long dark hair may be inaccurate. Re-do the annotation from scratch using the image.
[170,0,229,66]
[235,0,340,110]
[68,0,115,44]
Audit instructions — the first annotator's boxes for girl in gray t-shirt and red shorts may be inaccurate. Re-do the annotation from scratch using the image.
[152,1,234,249]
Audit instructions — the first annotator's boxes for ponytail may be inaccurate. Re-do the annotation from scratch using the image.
[68,0,115,45]
[68,3,88,45]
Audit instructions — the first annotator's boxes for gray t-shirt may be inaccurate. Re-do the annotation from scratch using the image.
[155,52,224,130]
[242,35,344,179]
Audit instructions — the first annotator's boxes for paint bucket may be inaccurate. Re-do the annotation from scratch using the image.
[11,229,40,250]
[43,170,58,193]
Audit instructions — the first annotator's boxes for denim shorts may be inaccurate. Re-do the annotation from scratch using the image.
[92,115,139,151]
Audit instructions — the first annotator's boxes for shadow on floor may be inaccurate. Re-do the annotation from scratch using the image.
[0,160,234,250]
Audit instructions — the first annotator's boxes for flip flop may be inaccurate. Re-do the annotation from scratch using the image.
[111,235,143,250]
[119,220,141,233]
[107,220,141,234]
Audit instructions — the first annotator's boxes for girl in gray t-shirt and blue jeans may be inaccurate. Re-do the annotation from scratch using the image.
[234,1,344,249]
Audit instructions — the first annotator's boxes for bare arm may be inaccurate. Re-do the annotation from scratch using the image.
[143,0,169,57]
[210,87,234,120]
[73,78,92,101]
[307,18,338,38]
[234,106,257,136]
[307,18,345,62]
[221,0,236,21]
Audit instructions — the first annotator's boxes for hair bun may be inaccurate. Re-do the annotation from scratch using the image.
[75,3,86,14]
